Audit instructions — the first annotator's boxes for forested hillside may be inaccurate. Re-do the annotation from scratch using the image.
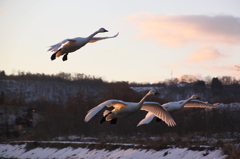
[0,70,240,140]
[1,71,240,105]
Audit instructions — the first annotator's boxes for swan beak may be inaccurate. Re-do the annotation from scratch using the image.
[154,91,159,95]
[104,29,108,32]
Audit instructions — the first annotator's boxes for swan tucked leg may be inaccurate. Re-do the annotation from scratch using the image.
[100,116,106,124]
[100,112,112,124]
[62,53,68,61]
[51,49,62,61]
[51,53,56,60]
[100,110,111,124]
[100,110,118,124]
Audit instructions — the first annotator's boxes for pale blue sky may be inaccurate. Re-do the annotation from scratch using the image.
[1,0,240,83]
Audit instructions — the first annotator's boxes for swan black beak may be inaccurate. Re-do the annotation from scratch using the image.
[196,96,201,100]
[154,91,159,95]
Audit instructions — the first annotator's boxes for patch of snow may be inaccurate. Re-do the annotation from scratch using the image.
[131,86,162,93]
[0,143,227,159]
[67,135,81,140]
[54,136,66,141]
[54,135,98,141]
[81,136,98,141]
[149,137,160,141]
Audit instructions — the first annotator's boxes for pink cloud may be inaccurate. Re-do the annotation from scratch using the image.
[186,46,226,62]
[127,14,240,46]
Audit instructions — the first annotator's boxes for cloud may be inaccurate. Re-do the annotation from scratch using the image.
[186,46,226,62]
[127,13,240,46]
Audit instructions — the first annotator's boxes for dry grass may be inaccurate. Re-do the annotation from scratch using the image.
[222,143,240,159]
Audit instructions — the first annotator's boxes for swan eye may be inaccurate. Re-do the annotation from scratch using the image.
[100,28,108,32]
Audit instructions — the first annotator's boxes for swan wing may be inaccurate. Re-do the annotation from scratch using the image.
[84,99,123,122]
[184,100,216,108]
[48,39,70,52]
[48,39,77,52]
[137,112,155,127]
[60,40,77,49]
[140,102,176,127]
[89,32,119,43]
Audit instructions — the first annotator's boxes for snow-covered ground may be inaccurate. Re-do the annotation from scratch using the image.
[0,143,227,159]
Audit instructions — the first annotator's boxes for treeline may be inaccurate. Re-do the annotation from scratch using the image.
[0,70,240,139]
[1,70,240,104]
[131,75,240,103]
[130,74,240,86]
[2,71,240,85]
[0,70,103,83]
[0,71,105,105]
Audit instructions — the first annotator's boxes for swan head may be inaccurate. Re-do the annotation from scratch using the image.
[190,95,201,100]
[147,90,159,96]
[98,28,108,33]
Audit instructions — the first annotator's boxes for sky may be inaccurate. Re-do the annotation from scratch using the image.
[1,0,240,83]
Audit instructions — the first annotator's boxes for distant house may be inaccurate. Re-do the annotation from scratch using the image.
[0,105,41,137]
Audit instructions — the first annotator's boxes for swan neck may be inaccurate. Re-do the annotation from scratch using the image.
[139,94,150,105]
[180,97,192,107]
[87,30,100,40]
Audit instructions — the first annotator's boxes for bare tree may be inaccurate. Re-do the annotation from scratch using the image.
[180,75,197,83]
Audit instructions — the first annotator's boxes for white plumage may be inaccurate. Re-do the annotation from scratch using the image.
[48,28,118,61]
[137,95,216,126]
[84,90,176,126]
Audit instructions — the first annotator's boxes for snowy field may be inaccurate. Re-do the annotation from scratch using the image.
[0,142,227,159]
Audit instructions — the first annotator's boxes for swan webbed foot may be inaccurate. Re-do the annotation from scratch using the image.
[156,118,162,123]
[62,53,68,61]
[100,116,106,124]
[110,118,117,124]
[51,53,56,61]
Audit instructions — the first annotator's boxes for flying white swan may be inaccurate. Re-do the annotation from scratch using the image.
[84,90,176,127]
[137,95,216,127]
[48,28,119,61]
